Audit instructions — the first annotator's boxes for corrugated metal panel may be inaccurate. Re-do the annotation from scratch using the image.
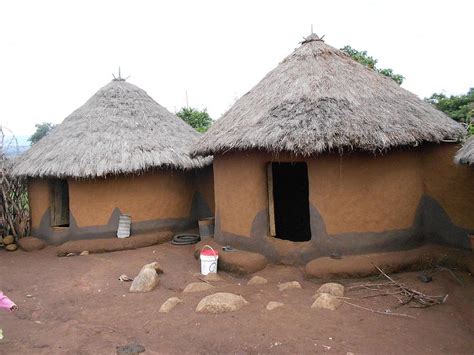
[117,215,131,238]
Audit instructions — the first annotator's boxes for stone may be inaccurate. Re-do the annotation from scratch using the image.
[116,342,145,355]
[313,283,345,298]
[159,297,183,313]
[196,292,249,314]
[194,240,267,275]
[247,276,268,285]
[80,251,89,256]
[183,282,215,293]
[277,281,302,292]
[129,262,161,293]
[3,235,14,245]
[5,243,17,251]
[311,292,342,311]
[266,301,284,311]
[17,237,46,252]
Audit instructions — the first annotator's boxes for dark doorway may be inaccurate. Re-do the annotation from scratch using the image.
[268,162,311,242]
[50,179,70,227]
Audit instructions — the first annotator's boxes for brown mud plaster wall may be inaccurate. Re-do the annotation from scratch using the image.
[421,143,474,248]
[423,143,474,230]
[28,169,212,244]
[69,170,194,227]
[213,149,424,239]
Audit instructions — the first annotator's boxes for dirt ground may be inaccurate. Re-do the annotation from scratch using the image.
[0,243,473,354]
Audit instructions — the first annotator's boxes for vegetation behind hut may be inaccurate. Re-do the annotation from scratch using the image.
[426,88,474,135]
[176,107,213,133]
[28,122,57,145]
[341,46,405,85]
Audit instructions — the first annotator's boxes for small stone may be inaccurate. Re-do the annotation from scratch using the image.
[129,262,160,293]
[26,294,33,298]
[266,301,284,310]
[311,292,342,311]
[2,235,14,245]
[313,283,345,298]
[80,251,89,256]
[277,281,302,291]
[196,292,249,314]
[116,342,145,355]
[159,297,183,313]
[183,282,215,293]
[247,276,268,285]
[18,237,46,251]
[66,252,76,257]
[5,243,17,251]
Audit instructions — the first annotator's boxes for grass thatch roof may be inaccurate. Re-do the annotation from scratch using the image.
[14,80,211,178]
[454,136,474,165]
[193,34,465,157]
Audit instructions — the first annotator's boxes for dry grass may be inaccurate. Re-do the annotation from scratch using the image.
[194,34,465,157]
[13,81,211,178]
[455,136,474,165]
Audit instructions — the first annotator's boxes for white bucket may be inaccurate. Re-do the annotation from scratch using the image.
[200,245,219,275]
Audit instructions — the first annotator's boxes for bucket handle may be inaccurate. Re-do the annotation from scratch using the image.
[201,245,218,258]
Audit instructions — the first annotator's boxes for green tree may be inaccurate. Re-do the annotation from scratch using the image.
[426,88,474,134]
[176,107,213,133]
[341,45,405,85]
[28,122,56,145]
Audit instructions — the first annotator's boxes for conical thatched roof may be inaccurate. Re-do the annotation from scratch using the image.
[193,34,465,157]
[14,80,210,178]
[454,136,474,165]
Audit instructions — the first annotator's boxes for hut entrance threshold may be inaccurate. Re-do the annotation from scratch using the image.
[267,162,311,242]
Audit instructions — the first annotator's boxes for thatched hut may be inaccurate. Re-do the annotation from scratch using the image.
[193,34,473,263]
[455,136,474,165]
[14,79,214,244]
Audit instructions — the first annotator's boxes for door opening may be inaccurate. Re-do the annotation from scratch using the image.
[50,179,70,227]
[267,162,311,242]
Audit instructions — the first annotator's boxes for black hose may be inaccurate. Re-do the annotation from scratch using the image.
[171,234,200,245]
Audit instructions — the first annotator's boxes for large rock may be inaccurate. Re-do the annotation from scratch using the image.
[18,237,46,252]
[183,282,215,293]
[159,297,183,313]
[196,292,249,314]
[3,235,14,245]
[129,262,161,293]
[5,243,17,251]
[266,301,284,311]
[277,281,302,292]
[194,240,267,275]
[313,283,344,298]
[311,293,342,311]
[247,276,268,285]
[57,232,172,256]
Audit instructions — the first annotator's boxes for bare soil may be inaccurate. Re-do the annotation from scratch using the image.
[1,243,473,354]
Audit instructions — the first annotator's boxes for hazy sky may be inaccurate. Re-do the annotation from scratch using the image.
[1,0,473,138]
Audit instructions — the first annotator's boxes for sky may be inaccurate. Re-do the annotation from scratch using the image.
[1,0,473,139]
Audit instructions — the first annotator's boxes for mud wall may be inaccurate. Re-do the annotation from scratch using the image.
[69,171,194,226]
[421,143,474,247]
[28,168,214,244]
[214,149,424,238]
[213,144,473,263]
